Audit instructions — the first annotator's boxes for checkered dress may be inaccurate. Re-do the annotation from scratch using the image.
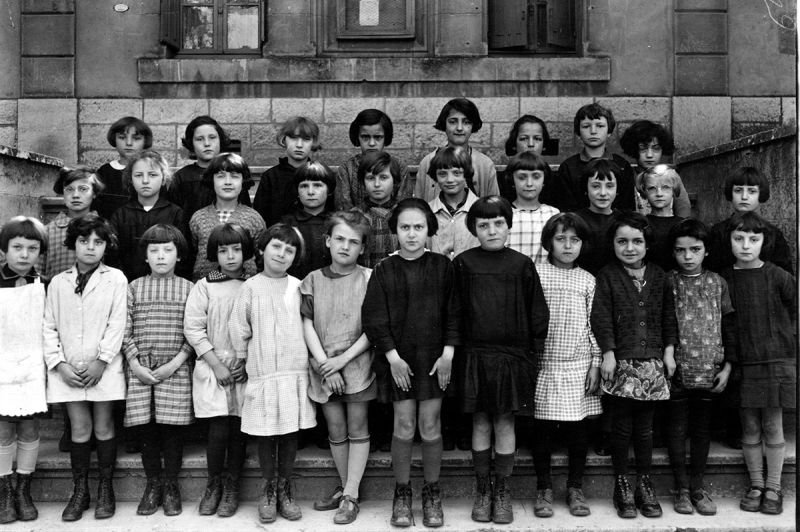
[37,212,98,279]
[123,275,195,427]
[506,204,559,264]
[534,262,602,421]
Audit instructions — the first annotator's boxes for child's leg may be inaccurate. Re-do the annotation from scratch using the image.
[609,397,635,477]
[277,431,299,480]
[665,396,690,490]
[687,395,713,492]
[343,402,370,499]
[64,402,94,473]
[391,400,417,485]
[761,408,785,493]
[225,416,247,480]
[740,408,765,488]
[257,436,277,479]
[160,423,184,481]
[321,403,349,488]
[92,402,117,469]
[14,420,40,475]
[135,421,163,479]
[418,398,443,484]
[630,400,656,476]
[563,419,591,489]
[531,419,556,489]
[0,422,17,476]
[471,413,493,477]
[493,413,515,477]
[207,416,230,479]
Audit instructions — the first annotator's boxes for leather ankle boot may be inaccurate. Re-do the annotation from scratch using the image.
[0,475,17,524]
[14,473,37,521]
[613,475,637,518]
[61,468,90,521]
[94,467,116,519]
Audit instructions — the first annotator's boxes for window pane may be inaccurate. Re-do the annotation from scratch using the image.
[227,6,259,49]
[183,6,214,49]
[227,0,258,4]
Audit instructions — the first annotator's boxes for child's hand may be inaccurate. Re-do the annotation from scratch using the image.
[319,356,348,378]
[389,357,414,393]
[56,362,84,388]
[662,349,676,379]
[430,353,453,391]
[585,367,600,395]
[210,361,234,386]
[309,357,324,376]
[80,360,107,388]
[600,351,616,381]
[231,359,247,382]
[326,372,345,395]
[152,361,179,382]
[711,363,732,393]
[131,363,159,386]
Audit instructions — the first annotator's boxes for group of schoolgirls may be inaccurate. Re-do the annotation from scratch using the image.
[0,97,794,528]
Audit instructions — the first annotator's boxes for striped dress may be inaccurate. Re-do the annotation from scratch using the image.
[123,275,195,427]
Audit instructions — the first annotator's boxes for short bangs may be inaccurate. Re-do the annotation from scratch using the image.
[206,223,255,262]
[466,196,513,236]
[541,213,591,253]
[138,224,188,258]
[54,164,104,195]
[388,198,438,237]
[257,223,305,262]
[724,166,770,203]
[65,214,119,251]
[0,216,48,254]
[201,153,254,191]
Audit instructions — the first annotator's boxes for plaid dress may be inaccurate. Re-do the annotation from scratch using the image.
[507,204,560,264]
[534,262,602,420]
[36,211,98,279]
[352,199,399,268]
[123,275,195,427]
[190,204,266,281]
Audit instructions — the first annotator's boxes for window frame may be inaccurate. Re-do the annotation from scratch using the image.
[487,0,582,56]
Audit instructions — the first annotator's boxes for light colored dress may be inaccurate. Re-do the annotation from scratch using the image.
[229,274,316,436]
[427,191,480,260]
[507,204,560,264]
[184,271,247,418]
[534,262,602,420]
[44,263,128,403]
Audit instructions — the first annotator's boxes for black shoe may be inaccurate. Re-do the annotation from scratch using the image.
[163,479,182,516]
[94,467,116,519]
[198,475,223,516]
[0,475,17,524]
[471,474,492,522]
[492,475,513,524]
[421,481,444,527]
[13,473,38,521]
[760,487,783,515]
[276,476,302,520]
[390,482,414,527]
[257,478,278,523]
[217,475,240,517]
[61,468,90,522]
[612,475,637,518]
[634,475,662,518]
[136,476,163,516]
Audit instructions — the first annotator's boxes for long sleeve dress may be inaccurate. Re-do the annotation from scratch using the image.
[190,204,266,281]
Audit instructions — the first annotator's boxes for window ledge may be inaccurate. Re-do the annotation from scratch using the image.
[138,56,610,83]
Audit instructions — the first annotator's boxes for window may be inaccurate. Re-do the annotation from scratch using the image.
[336,0,415,39]
[488,0,579,53]
[161,0,264,55]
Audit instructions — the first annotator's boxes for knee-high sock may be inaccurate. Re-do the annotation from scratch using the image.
[16,440,40,475]
[207,417,230,478]
[136,421,163,478]
[0,443,14,476]
[95,436,117,470]
[277,432,298,479]
[472,448,491,477]
[391,435,413,485]
[343,436,370,499]
[160,424,184,481]
[226,417,247,480]
[494,451,514,478]
[741,440,764,488]
[258,436,277,479]
[69,440,92,472]
[764,441,785,491]
[421,436,443,484]
[329,437,350,487]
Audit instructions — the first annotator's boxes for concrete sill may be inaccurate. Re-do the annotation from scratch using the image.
[138,57,611,84]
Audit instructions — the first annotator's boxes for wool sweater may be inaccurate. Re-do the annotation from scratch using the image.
[252,158,300,228]
[548,150,636,213]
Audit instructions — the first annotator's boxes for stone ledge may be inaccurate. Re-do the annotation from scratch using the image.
[676,124,797,165]
[138,57,611,84]
[0,143,64,167]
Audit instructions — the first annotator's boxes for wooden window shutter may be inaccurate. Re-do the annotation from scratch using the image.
[547,0,575,48]
[160,0,181,50]
[488,0,527,49]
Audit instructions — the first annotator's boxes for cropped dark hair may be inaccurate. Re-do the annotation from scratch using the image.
[606,211,652,248]
[349,109,394,147]
[573,102,616,135]
[541,213,591,254]
[206,223,255,262]
[466,196,513,236]
[357,151,402,196]
[427,147,475,191]
[667,218,711,248]
[293,161,336,212]
[724,166,770,203]
[434,98,483,133]
[276,116,322,152]
[256,223,305,264]
[505,115,551,156]
[138,224,188,259]
[201,153,255,191]
[65,214,118,252]
[619,120,675,160]
[504,151,551,190]
[580,158,621,195]
[181,115,230,153]
[54,164,104,195]
[388,198,438,237]
[324,210,371,250]
[106,116,153,149]
[0,216,48,254]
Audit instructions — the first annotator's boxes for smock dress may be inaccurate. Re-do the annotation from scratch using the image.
[183,270,247,418]
[229,275,316,436]
[534,261,602,420]
[453,247,549,415]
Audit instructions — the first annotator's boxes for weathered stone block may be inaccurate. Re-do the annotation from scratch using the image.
[78,99,142,124]
[179,60,246,83]
[268,0,312,15]
[18,98,78,162]
[78,124,110,150]
[468,125,491,148]
[251,124,281,150]
[225,124,251,153]
[491,123,514,150]
[519,97,593,123]
[245,58,291,82]
[470,98,519,124]
[22,14,74,56]
[210,99,271,123]
[675,56,728,95]
[319,124,351,149]
[263,14,315,56]
[390,124,414,149]
[0,101,18,124]
[150,125,178,151]
[271,98,323,123]
[439,0,482,14]
[410,59,462,82]
[22,0,74,13]
[324,98,384,123]
[144,99,209,125]
[732,98,781,123]
[371,58,412,82]
[676,0,727,11]
[0,127,17,147]
[78,150,116,167]
[782,97,797,126]
[676,13,727,54]
[386,98,450,123]
[732,123,778,140]
[672,97,731,154]
[436,14,486,56]
[21,57,74,97]
[595,97,671,124]
[412,124,444,152]
[288,59,335,83]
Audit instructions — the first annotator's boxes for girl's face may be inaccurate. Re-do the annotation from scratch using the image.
[284,133,313,164]
[445,110,473,147]
[261,238,296,278]
[217,243,244,278]
[364,168,394,205]
[637,137,663,169]
[146,242,179,279]
[5,236,42,277]
[358,124,386,154]
[731,184,761,212]
[192,125,221,165]
[396,208,428,259]
[550,227,582,269]
[115,126,146,162]
[513,169,545,203]
[730,230,764,268]
[435,167,467,199]
[515,122,544,155]
[297,180,329,214]
[475,216,509,251]
[63,177,97,216]
[643,174,674,213]
[578,117,609,150]
[326,223,365,268]
[75,231,107,272]
[132,160,164,200]
[587,173,617,214]
[613,225,647,269]
[673,236,707,276]
[213,171,243,202]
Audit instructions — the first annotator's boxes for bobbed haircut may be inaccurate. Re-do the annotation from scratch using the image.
[427,146,475,190]
[293,161,336,190]
[201,153,255,191]
[276,116,322,152]
[504,114,551,156]
[139,224,188,259]
[606,211,652,248]
[434,98,483,133]
[573,102,616,135]
[65,213,118,252]
[638,164,683,199]
[541,212,591,254]
[357,151,402,194]
[106,116,153,149]
[123,150,174,193]
[504,151,552,189]
[724,166,770,203]
[181,115,230,152]
[324,210,371,249]
[619,120,675,159]
[725,211,773,260]
[54,164,104,195]
[206,223,255,262]
[580,158,621,194]
[0,216,48,254]
[349,109,394,147]
[388,198,438,237]
[667,218,711,248]
[466,196,513,236]
[256,223,306,264]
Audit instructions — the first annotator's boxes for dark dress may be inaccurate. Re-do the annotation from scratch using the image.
[362,252,461,403]
[166,163,252,222]
[574,208,619,276]
[546,152,636,213]
[95,162,132,221]
[707,216,794,275]
[645,214,684,273]
[453,247,549,415]
[281,209,332,280]
[252,158,299,228]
